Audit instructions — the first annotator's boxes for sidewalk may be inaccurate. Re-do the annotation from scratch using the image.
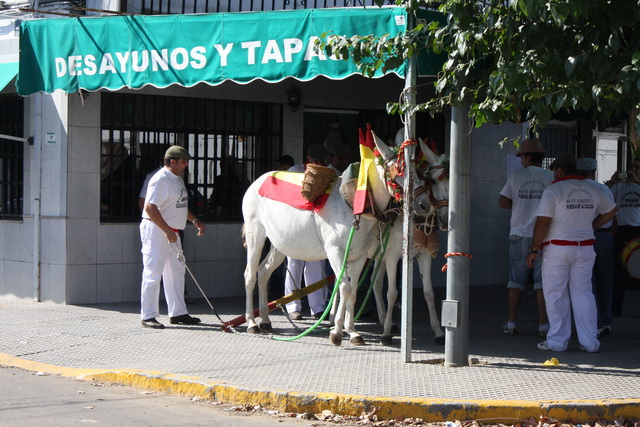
[1,284,639,422]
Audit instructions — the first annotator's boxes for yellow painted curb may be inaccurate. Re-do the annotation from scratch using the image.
[2,353,639,422]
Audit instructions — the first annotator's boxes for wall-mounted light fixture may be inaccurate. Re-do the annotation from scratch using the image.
[287,85,301,112]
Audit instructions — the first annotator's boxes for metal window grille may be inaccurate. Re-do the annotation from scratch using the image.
[100,93,282,222]
[127,0,394,15]
[536,125,577,170]
[358,109,446,152]
[0,94,24,219]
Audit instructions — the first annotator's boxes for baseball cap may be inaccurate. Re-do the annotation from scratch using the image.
[576,157,597,171]
[516,139,546,157]
[165,145,192,160]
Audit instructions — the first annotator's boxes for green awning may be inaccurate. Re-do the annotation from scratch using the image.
[18,8,445,95]
[0,62,18,91]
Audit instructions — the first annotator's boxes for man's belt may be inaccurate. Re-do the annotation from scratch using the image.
[542,239,596,247]
[143,217,180,233]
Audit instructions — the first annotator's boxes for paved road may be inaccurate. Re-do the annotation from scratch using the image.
[0,365,349,426]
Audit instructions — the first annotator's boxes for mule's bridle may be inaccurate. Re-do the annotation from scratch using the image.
[422,164,449,211]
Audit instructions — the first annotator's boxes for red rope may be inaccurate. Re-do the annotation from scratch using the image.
[396,139,417,176]
[441,252,473,272]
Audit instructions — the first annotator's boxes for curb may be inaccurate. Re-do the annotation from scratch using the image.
[2,353,639,422]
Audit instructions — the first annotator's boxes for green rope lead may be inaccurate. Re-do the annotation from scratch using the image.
[273,225,356,342]
[354,222,392,321]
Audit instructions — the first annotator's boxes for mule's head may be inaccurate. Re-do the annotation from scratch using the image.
[371,130,431,218]
[418,138,449,231]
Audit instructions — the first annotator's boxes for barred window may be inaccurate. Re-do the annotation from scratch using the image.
[100,93,282,223]
[0,94,24,219]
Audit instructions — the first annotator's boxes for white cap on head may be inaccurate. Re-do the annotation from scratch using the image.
[576,157,597,171]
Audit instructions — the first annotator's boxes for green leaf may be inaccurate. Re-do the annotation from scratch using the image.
[565,56,576,76]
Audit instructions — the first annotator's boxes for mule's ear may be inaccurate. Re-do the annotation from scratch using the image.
[394,128,404,147]
[372,130,395,161]
[419,138,439,164]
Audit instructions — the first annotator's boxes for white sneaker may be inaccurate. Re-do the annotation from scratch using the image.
[597,325,611,338]
[502,321,517,335]
[537,341,552,351]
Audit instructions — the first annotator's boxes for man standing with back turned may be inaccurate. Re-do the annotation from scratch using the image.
[528,155,617,352]
[140,145,206,329]
[499,139,553,337]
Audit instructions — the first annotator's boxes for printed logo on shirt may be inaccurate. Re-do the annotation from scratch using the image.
[176,188,189,209]
[619,191,640,209]
[565,188,594,210]
[517,180,547,200]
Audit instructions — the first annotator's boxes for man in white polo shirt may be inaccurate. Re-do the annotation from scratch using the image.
[499,139,553,337]
[140,146,206,329]
[607,158,640,317]
[527,155,617,353]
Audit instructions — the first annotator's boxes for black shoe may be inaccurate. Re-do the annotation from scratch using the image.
[169,314,201,325]
[289,311,303,320]
[313,312,323,320]
[141,318,164,329]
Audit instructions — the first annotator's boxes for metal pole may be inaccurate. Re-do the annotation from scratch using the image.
[33,94,43,302]
[444,101,471,367]
[400,14,417,362]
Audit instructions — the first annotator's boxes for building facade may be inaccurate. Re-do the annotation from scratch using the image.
[0,0,627,305]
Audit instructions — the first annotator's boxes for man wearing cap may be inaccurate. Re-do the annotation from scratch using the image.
[499,139,553,337]
[284,143,329,320]
[576,158,616,337]
[527,155,617,352]
[140,145,206,329]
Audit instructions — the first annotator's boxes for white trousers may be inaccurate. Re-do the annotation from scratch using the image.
[284,258,327,315]
[541,244,599,352]
[140,220,188,320]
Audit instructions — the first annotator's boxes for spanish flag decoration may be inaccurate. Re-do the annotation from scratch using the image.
[258,171,331,211]
[354,123,376,215]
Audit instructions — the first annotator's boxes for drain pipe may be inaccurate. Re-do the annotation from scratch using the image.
[33,94,43,302]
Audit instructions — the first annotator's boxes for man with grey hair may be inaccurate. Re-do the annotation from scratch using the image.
[139,145,206,329]
[576,157,616,337]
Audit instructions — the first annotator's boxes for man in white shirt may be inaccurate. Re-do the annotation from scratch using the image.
[607,158,640,316]
[499,139,553,337]
[284,144,329,320]
[140,146,206,329]
[528,155,617,352]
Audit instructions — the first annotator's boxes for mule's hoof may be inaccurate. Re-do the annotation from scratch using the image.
[350,336,366,346]
[329,332,343,346]
[390,324,400,334]
[260,323,272,333]
[247,325,260,334]
[380,335,393,346]
[434,335,445,345]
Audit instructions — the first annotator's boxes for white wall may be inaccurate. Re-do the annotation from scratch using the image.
[468,122,529,287]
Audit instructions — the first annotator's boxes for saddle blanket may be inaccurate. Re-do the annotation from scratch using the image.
[258,171,331,211]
